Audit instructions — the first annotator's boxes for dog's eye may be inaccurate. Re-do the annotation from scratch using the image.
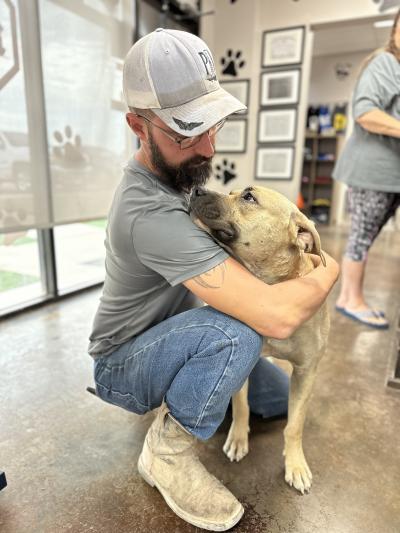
[242,192,257,203]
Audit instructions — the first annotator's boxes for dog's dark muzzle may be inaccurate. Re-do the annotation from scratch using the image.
[190,188,238,244]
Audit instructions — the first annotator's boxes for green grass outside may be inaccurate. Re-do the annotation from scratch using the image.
[0,234,36,246]
[0,270,39,292]
[85,219,107,229]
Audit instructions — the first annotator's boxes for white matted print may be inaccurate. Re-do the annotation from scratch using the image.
[258,109,297,143]
[216,119,247,153]
[260,70,300,107]
[256,147,294,180]
[220,80,249,114]
[262,26,305,67]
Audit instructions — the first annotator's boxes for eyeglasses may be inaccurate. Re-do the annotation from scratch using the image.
[137,115,226,150]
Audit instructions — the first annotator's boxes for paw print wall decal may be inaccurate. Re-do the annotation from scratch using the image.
[215,159,238,185]
[221,50,246,77]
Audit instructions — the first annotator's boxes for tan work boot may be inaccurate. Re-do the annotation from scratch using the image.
[137,402,244,531]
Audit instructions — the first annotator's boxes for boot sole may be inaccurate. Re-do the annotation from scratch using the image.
[137,454,244,531]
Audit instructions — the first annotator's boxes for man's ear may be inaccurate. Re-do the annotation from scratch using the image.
[126,113,148,142]
[289,210,326,266]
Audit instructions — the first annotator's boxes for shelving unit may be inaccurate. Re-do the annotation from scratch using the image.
[301,131,345,224]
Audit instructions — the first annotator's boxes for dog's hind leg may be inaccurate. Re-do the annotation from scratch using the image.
[283,358,321,494]
[223,380,250,462]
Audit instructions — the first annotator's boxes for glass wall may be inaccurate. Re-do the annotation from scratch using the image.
[54,220,106,293]
[0,230,44,313]
[39,0,131,225]
[0,0,133,316]
[0,1,43,232]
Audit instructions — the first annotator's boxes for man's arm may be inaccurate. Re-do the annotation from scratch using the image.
[183,254,339,340]
[356,109,400,138]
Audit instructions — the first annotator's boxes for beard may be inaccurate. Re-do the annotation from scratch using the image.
[148,131,213,193]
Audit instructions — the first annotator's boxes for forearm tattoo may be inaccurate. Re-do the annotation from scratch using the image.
[193,263,226,289]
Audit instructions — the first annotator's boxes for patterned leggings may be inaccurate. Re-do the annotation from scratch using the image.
[345,186,400,262]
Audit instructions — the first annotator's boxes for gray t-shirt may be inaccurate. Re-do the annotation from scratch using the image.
[88,159,229,358]
[332,52,400,192]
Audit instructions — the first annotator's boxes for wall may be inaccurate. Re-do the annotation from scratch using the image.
[308,51,367,106]
[201,0,398,202]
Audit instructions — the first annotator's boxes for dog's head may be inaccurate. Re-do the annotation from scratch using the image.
[190,186,325,283]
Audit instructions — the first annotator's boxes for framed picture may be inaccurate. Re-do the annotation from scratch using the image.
[255,146,294,180]
[262,26,305,68]
[260,69,300,107]
[216,119,247,153]
[220,80,249,114]
[258,108,297,143]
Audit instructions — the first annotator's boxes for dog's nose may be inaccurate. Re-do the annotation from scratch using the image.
[193,187,207,197]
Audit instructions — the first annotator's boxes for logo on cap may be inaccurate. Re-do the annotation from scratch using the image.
[198,50,217,82]
[172,117,204,131]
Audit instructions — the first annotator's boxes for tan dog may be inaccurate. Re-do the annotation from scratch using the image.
[190,185,330,495]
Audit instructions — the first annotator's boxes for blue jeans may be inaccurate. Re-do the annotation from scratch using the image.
[94,306,289,440]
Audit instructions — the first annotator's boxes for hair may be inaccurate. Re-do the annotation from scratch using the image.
[358,9,400,76]
[387,7,400,59]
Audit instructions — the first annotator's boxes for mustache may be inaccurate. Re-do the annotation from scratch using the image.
[185,156,212,167]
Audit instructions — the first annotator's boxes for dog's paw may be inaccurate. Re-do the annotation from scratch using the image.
[284,454,313,494]
[223,424,250,462]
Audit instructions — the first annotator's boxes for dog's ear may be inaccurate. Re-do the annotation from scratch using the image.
[289,211,326,266]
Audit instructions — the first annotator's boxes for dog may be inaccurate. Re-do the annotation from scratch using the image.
[190,185,330,495]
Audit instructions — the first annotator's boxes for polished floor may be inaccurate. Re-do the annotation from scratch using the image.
[1,225,399,533]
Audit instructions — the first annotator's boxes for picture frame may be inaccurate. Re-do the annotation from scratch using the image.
[257,108,297,143]
[260,69,300,107]
[255,146,294,180]
[216,119,247,153]
[262,26,305,68]
[220,80,250,115]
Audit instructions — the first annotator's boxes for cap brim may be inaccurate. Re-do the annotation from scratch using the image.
[152,87,247,137]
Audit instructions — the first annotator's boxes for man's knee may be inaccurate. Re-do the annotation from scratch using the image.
[233,319,263,362]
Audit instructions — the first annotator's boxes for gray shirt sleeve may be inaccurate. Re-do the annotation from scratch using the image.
[132,207,229,286]
[353,52,400,119]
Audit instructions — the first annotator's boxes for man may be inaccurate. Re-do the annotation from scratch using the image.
[89,28,339,531]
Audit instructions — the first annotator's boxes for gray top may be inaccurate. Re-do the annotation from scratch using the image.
[332,52,400,192]
[88,159,228,358]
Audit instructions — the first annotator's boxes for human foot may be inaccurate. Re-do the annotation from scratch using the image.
[335,305,389,329]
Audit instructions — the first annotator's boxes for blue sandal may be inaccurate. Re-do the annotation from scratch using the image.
[335,306,389,329]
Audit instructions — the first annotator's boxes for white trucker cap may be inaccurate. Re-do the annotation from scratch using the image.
[123,28,246,137]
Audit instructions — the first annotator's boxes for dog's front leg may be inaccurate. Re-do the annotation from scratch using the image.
[223,380,250,462]
[283,360,320,494]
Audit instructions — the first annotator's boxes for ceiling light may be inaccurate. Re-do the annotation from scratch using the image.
[374,19,394,28]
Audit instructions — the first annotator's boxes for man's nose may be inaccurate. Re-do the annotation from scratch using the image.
[194,131,215,158]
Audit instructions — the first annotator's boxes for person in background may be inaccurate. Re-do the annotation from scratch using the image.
[88,28,339,531]
[332,9,400,329]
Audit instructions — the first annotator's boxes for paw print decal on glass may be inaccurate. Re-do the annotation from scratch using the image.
[52,125,87,166]
[215,159,237,186]
[220,50,246,77]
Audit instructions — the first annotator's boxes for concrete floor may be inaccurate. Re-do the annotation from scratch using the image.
[1,225,399,533]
